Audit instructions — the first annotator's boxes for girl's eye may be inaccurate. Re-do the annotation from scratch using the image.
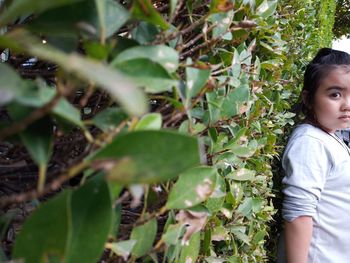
[330,92,341,98]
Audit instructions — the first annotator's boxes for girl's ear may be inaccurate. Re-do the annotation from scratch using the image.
[302,90,310,108]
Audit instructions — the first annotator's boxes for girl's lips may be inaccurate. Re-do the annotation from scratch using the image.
[339,116,350,120]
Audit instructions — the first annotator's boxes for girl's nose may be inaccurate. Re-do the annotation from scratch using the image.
[341,97,350,111]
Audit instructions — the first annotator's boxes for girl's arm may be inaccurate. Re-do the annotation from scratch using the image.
[285,216,313,263]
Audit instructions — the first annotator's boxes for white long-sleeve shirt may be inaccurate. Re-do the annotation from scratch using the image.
[279,124,350,262]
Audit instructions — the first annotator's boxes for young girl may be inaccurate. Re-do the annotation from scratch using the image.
[278,48,350,262]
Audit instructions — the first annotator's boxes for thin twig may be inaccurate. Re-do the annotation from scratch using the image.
[135,206,167,226]
[114,191,130,207]
[212,66,232,76]
[180,26,246,59]
[79,83,95,107]
[169,0,184,24]
[0,160,89,208]
[164,111,185,127]
[179,23,217,51]
[153,14,209,45]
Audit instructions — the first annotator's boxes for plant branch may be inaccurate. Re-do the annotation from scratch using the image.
[153,14,209,45]
[179,23,217,51]
[0,160,89,208]
[169,0,184,24]
[180,26,246,59]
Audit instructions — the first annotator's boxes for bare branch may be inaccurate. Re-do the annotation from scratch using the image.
[0,160,89,208]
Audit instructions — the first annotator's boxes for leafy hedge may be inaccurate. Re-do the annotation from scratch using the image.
[0,0,335,262]
[333,0,350,38]
[317,0,336,49]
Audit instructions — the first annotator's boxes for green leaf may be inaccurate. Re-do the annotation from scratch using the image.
[111,45,179,73]
[131,0,169,30]
[0,0,85,26]
[170,0,178,16]
[0,30,148,116]
[229,144,257,158]
[7,103,53,171]
[53,96,85,128]
[112,203,122,237]
[237,197,253,216]
[162,224,185,246]
[95,0,130,40]
[221,84,250,118]
[12,177,112,263]
[0,63,27,105]
[260,41,274,52]
[27,0,129,41]
[134,113,162,130]
[167,24,183,48]
[179,231,200,263]
[186,64,211,99]
[12,85,84,129]
[231,48,241,79]
[45,35,79,53]
[253,56,261,81]
[109,240,137,261]
[206,91,224,124]
[165,242,182,262]
[227,168,256,181]
[90,130,201,184]
[209,11,234,38]
[251,198,263,213]
[20,116,53,167]
[13,191,72,263]
[256,0,277,18]
[166,166,217,209]
[113,58,178,93]
[206,197,225,213]
[84,41,111,60]
[210,172,226,198]
[205,173,226,213]
[228,182,243,208]
[211,226,229,241]
[66,176,113,263]
[253,229,266,244]
[205,256,225,263]
[220,203,234,219]
[131,22,160,44]
[230,226,250,244]
[130,218,157,258]
[110,37,139,56]
[92,107,128,131]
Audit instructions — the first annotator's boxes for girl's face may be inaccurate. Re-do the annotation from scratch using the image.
[313,68,350,133]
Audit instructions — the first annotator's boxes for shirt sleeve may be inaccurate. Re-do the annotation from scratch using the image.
[282,135,332,222]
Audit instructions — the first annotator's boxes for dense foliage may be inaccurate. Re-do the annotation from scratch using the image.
[0,0,335,262]
[333,0,350,38]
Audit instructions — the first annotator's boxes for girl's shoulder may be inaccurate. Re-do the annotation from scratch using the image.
[283,124,335,165]
[285,124,347,164]
[288,123,329,142]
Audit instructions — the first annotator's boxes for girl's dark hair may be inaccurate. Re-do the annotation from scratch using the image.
[302,48,350,123]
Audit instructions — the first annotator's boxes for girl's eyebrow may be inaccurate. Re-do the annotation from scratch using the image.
[326,86,345,91]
